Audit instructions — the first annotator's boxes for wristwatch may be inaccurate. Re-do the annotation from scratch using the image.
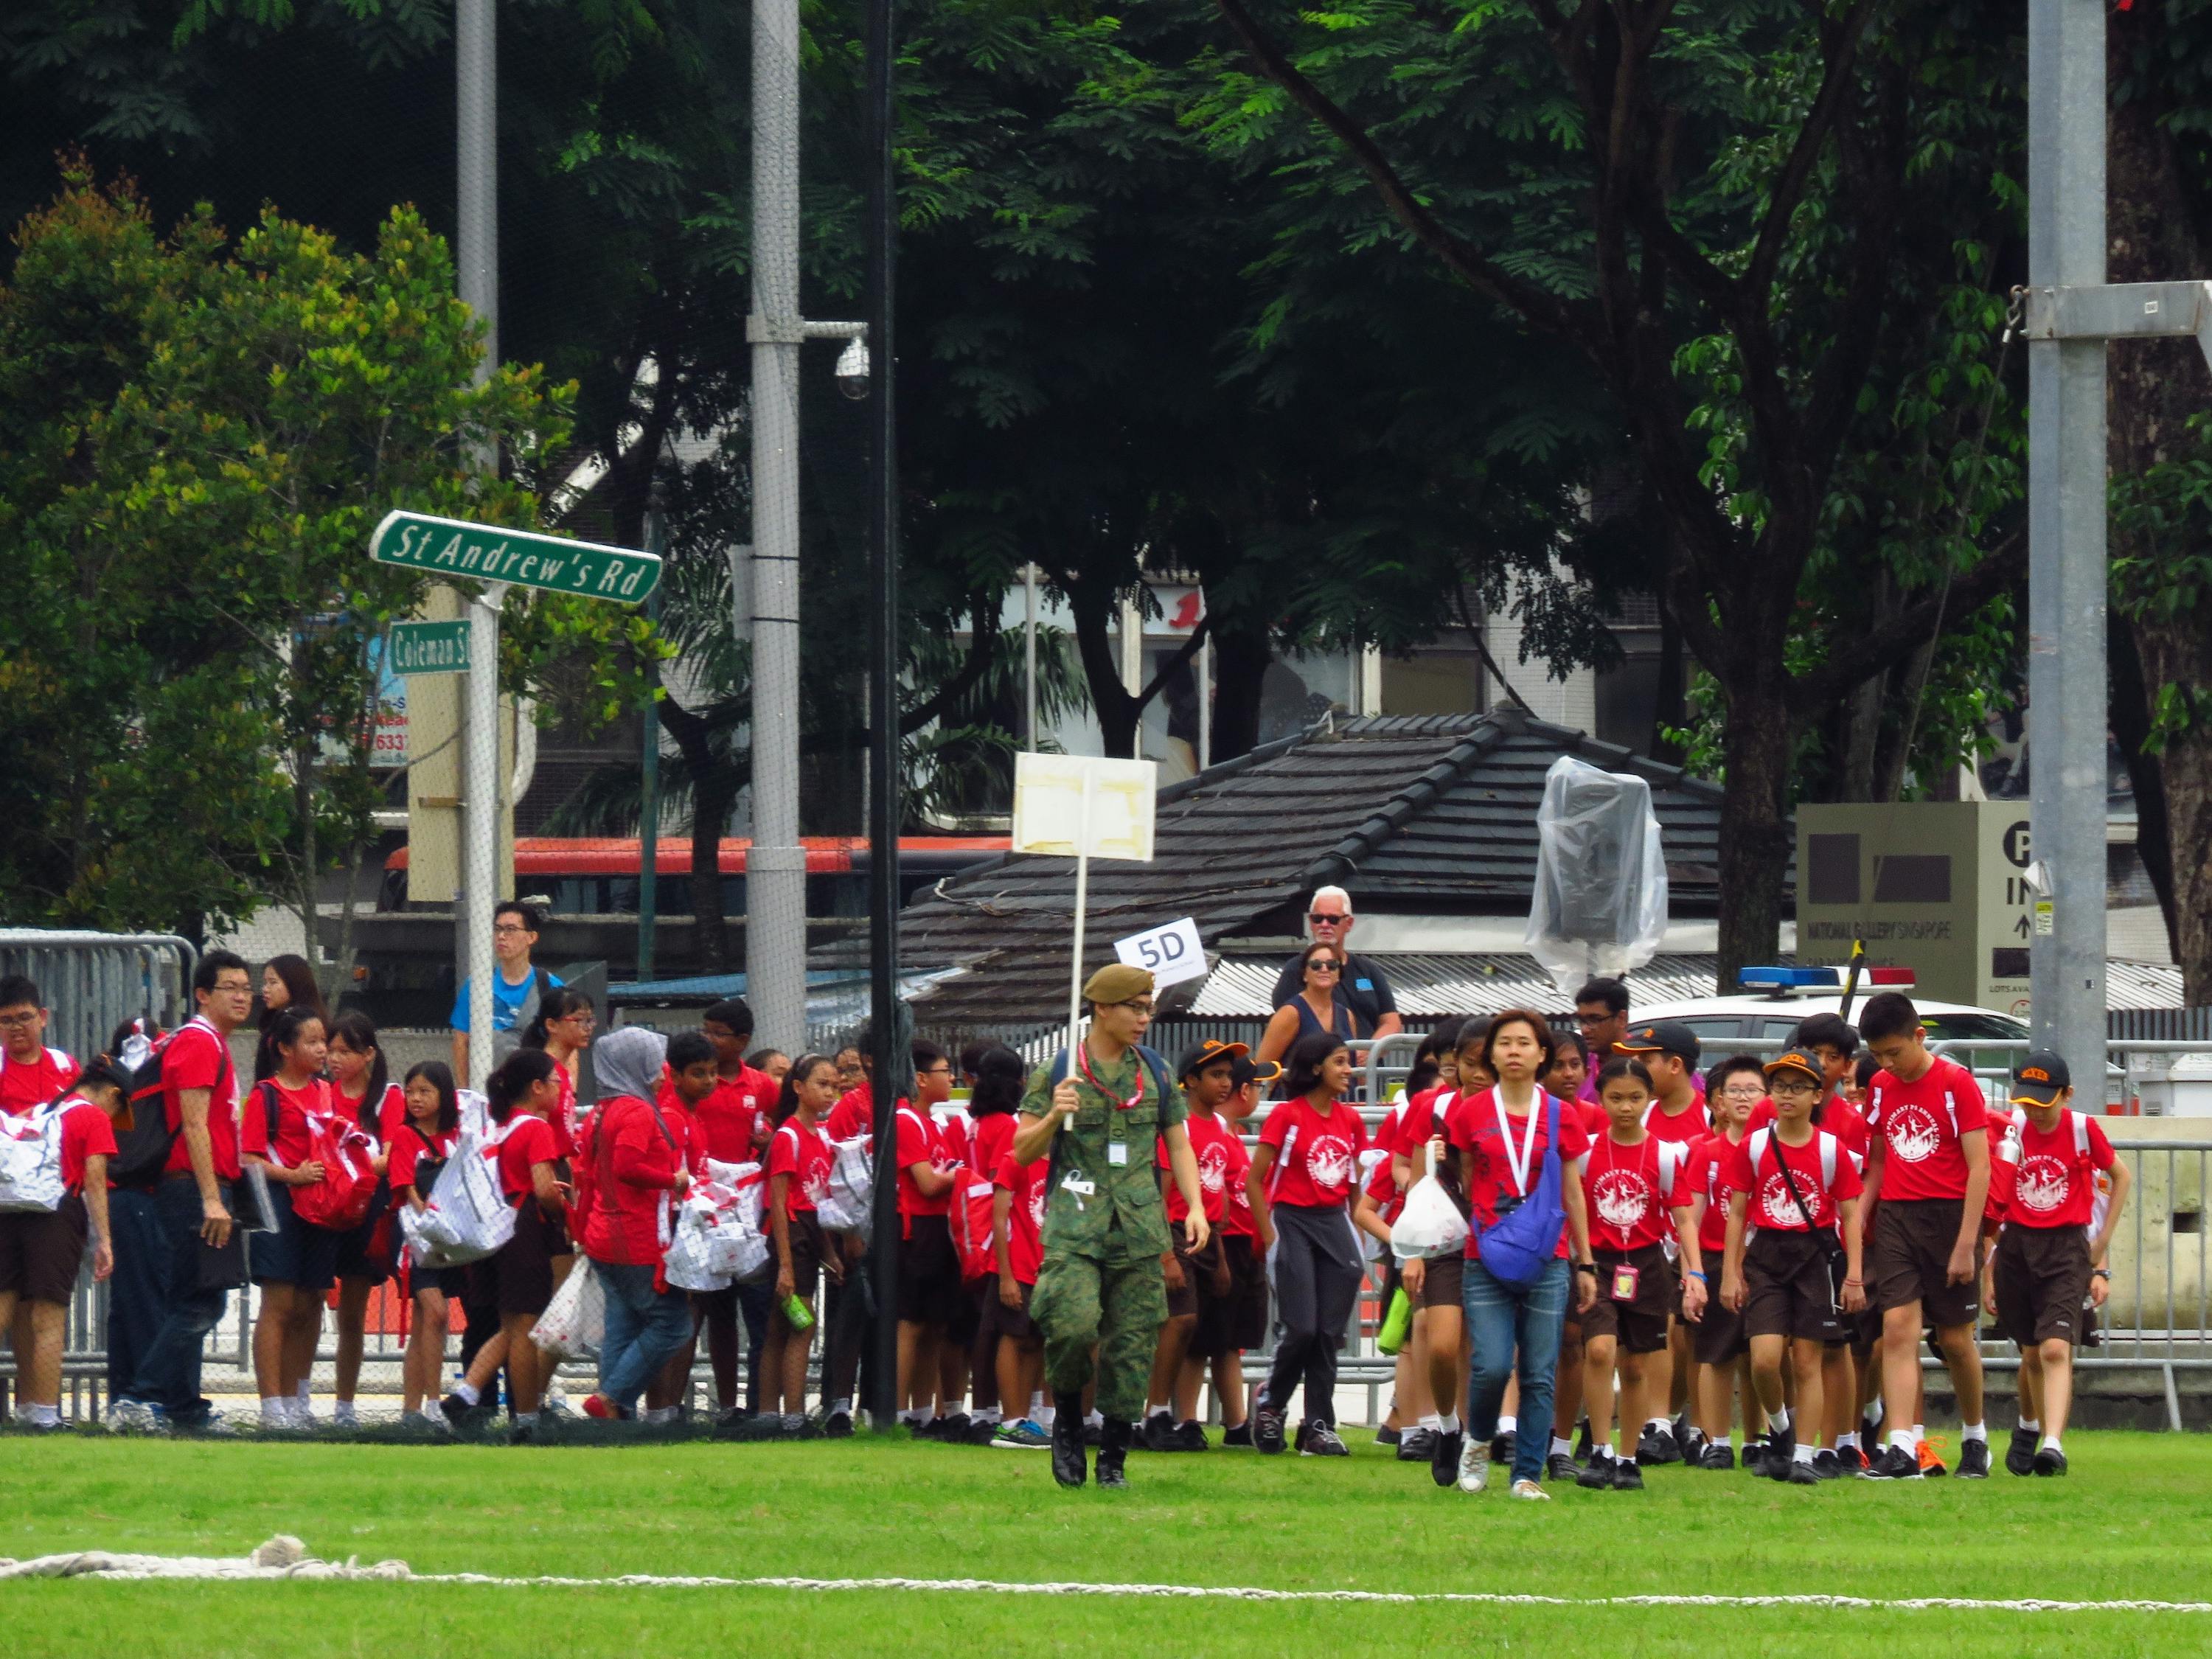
[1574,1262,1598,1276]
[2091,1267,2111,1280]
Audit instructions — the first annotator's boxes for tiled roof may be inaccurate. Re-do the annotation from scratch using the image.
[899,708,1750,1034]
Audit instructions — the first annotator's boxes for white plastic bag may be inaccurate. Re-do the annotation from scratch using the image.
[664,1192,731,1292]
[531,1257,605,1361]
[1524,754,1668,995]
[405,1126,515,1267]
[1391,1172,1470,1262]
[0,1105,67,1214]
[815,1136,874,1236]
[699,1165,771,1279]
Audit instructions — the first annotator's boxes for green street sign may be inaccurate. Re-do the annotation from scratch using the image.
[369,510,662,604]
[388,619,472,675]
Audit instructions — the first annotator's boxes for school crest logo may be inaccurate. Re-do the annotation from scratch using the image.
[1592,1170,1652,1233]
[1028,1182,1048,1231]
[1197,1141,1231,1196]
[1758,1172,1812,1228]
[1883,1103,1943,1164]
[2014,1155,2071,1214]
[1306,1134,1355,1194]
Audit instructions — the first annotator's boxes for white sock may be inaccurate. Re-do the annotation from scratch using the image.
[285,1396,313,1425]
[975,1407,1002,1425]
[899,1408,924,1424]
[1645,1416,1669,1433]
[1035,1405,1055,1430]
[1029,1391,1046,1418]
[1837,1430,1858,1451]
[1437,1413,1460,1435]
[1890,1428,1917,1453]
[332,1401,359,1425]
[1912,1422,1925,1442]
[1961,1421,1987,1444]
[1147,1405,1171,1422]
[1769,1407,1790,1436]
[1421,1413,1443,1433]
[261,1397,289,1420]
[2017,1416,2041,1434]
[2040,1434,2062,1453]
[515,1411,539,1427]
[782,1413,806,1430]
[453,1381,481,1407]
[1793,1441,1815,1465]
[1085,1409,1105,1428]
[1709,1435,1731,1451]
[1865,1397,1883,1427]
[1551,1436,1573,1456]
[1498,1415,1517,1433]
[25,1403,60,1427]
[830,1398,852,1416]
[295,1380,311,1405]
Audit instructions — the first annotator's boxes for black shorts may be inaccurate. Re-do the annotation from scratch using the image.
[1693,1288,1748,1366]
[333,1183,393,1285]
[1203,1231,1267,1354]
[1994,1225,2093,1349]
[1742,1230,1845,1344]
[1418,1251,1466,1311]
[473,1198,564,1318]
[1165,1233,1225,1321]
[0,1194,88,1304]
[250,1183,341,1294]
[897,1213,962,1325]
[782,1209,827,1300]
[979,1276,1037,1343]
[1581,1242,1676,1354]
[1874,1198,1980,1328]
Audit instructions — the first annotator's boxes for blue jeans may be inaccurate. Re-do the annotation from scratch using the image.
[123,1178,233,1422]
[594,1258,695,1413]
[105,1188,167,1405]
[1462,1253,1570,1487]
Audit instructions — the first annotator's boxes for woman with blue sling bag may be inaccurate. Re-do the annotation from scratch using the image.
[1442,1010,1599,1499]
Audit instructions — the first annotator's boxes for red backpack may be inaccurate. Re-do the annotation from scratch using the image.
[950,1162,995,1281]
[259,1082,379,1230]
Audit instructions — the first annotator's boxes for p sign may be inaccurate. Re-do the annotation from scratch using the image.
[1114,917,1207,990]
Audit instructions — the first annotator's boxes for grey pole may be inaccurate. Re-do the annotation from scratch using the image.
[748,0,807,1048]
[1023,562,1038,751]
[457,0,499,1089]
[639,500,666,981]
[2025,0,2108,1086]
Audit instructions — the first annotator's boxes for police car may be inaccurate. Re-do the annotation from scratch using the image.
[1632,966,2031,1050]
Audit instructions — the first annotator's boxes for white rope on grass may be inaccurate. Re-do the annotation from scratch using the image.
[3,1541,2205,1613]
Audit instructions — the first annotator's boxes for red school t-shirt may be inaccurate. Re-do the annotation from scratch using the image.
[1383,1084,1450,1157]
[1446,1088,1590,1262]
[695,1065,778,1163]
[53,1096,120,1192]
[388,1121,456,1195]
[1220,1130,1255,1238]
[768,1116,835,1217]
[1865,1056,1989,1203]
[1642,1096,1712,1147]
[1688,1130,1745,1256]
[494,1113,560,1205]
[1747,1093,1871,1163]
[895,1104,952,1231]
[332,1081,407,1148]
[827,1084,876,1147]
[0,1046,80,1114]
[159,1018,241,1181]
[246,1077,333,1169]
[1723,1127,1863,1232]
[1156,1109,1239,1225]
[1580,1131,1693,1253]
[581,1095,684,1265]
[1362,1150,1402,1225]
[2000,1110,2115,1231]
[1259,1095,1366,1210]
[993,1150,1048,1284]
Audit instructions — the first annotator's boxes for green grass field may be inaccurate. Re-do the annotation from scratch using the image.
[7,1430,2212,1656]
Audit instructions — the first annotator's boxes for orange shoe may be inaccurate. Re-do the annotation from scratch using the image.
[1916,1436,1949,1477]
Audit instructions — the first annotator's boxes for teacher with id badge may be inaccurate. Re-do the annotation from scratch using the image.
[1015,964,1209,1492]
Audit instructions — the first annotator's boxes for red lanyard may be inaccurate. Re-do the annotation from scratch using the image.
[1076,1043,1146,1112]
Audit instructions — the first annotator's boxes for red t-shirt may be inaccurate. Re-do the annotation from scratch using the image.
[1747,1093,1871,1163]
[248,1077,331,1169]
[547,1065,580,1161]
[1446,1089,1590,1262]
[2000,1110,2115,1231]
[581,1096,684,1265]
[1724,1127,1863,1232]
[1581,1131,1693,1253]
[1865,1056,1989,1203]
[653,1082,713,1178]
[1688,1130,1745,1255]
[54,1096,120,1192]
[1384,1084,1449,1156]
[894,1105,952,1222]
[993,1150,1047,1284]
[1220,1130,1255,1238]
[1642,1096,1712,1147]
[388,1121,455,1194]
[827,1084,876,1147]
[695,1066,777,1163]
[159,1018,241,1181]
[0,1046,80,1114]
[1158,1110,1239,1225]
[495,1113,560,1205]
[768,1116,834,1216]
[1363,1150,1402,1225]
[1259,1096,1366,1210]
[333,1081,407,1147]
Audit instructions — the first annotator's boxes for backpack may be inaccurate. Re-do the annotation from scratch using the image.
[0,1100,70,1213]
[1042,1042,1176,1194]
[111,1022,229,1189]
[285,1093,380,1231]
[489,967,557,1066]
[951,1158,997,1280]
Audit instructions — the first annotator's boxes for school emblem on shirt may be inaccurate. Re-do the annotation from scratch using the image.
[1591,1170,1652,1232]
[1028,1183,1048,1231]
[1883,1102,1943,1164]
[1306,1135,1355,1193]
[1759,1172,1812,1228]
[2014,1155,2072,1214]
[1197,1141,1230,1196]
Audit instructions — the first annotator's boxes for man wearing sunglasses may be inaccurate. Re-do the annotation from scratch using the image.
[1266,886,1402,1043]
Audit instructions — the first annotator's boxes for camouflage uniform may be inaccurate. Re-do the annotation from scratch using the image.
[1023,1043,1187,1421]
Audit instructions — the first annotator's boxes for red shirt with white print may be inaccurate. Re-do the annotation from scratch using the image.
[768,1116,835,1217]
[1865,1057,1989,1203]
[1581,1130,1693,1253]
[159,1018,241,1180]
[895,1105,952,1225]
[1747,1093,1871,1162]
[1999,1110,2115,1231]
[1723,1126,1863,1233]
[1259,1095,1366,1210]
[827,1084,875,1147]
[695,1065,776,1164]
[0,1046,80,1114]
[1158,1110,1239,1225]
[53,1096,119,1192]
[1445,1088,1591,1262]
[1220,1129,1256,1239]
[494,1114,560,1205]
[994,1150,1047,1284]
[1688,1130,1745,1256]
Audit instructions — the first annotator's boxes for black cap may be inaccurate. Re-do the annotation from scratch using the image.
[1616,1020,1701,1066]
[2010,1050,2071,1106]
[1178,1038,1248,1081]
[1231,1054,1282,1090]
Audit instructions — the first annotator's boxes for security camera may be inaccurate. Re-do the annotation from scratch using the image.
[835,335,869,400]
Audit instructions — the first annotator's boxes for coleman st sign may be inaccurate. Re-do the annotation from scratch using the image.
[369,510,661,603]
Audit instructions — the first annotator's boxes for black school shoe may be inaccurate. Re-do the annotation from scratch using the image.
[1741,1436,1769,1475]
[1491,1428,1516,1467]
[1696,1441,1736,1470]
[2006,1426,2039,1476]
[1636,1423,1681,1466]
[1955,1437,1990,1478]
[1832,1443,1867,1475]
[1547,1450,1579,1482]
[1573,1417,1594,1461]
[1765,1424,1796,1481]
[1865,1444,1923,1480]
[1430,1425,1465,1488]
[1096,1417,1133,1488]
[1141,1413,1181,1453]
[2033,1446,2068,1476]
[1253,1406,1288,1455]
[939,1411,973,1441]
[1397,1427,1436,1463]
[1610,1458,1645,1490]
[1222,1422,1253,1447]
[1575,1453,1617,1490]
[1050,1394,1088,1488]
[1298,1419,1349,1457]
[1778,1455,1822,1486]
[1376,1424,1402,1447]
[1174,1419,1209,1452]
[1812,1449,1840,1481]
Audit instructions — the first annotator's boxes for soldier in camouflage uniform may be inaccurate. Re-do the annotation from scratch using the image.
[1015,964,1209,1489]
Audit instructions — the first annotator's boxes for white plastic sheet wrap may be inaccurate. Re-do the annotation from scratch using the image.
[1524,754,1669,994]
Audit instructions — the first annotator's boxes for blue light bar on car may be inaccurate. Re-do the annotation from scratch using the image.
[1738,966,1842,990]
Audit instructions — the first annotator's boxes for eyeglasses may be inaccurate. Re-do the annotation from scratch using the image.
[555,1012,595,1027]
[1573,1012,1616,1029]
[494,924,531,937]
[1113,1000,1155,1016]
[1719,1083,1767,1100]
[0,1012,39,1030]
[920,1063,953,1077]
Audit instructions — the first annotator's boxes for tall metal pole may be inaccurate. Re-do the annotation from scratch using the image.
[1023,563,1038,751]
[2025,0,2108,1087]
[862,0,906,1433]
[1197,599,1211,772]
[748,0,807,1051]
[456,0,499,1091]
[638,500,666,981]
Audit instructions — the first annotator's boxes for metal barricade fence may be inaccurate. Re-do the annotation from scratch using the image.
[0,928,197,1064]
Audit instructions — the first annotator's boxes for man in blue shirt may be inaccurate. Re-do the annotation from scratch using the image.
[451,900,563,1080]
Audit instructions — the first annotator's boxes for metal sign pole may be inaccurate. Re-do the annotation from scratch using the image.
[457,0,498,1091]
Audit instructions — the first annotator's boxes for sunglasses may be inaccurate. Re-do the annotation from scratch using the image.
[1307,961,1341,973]
[1307,912,1346,925]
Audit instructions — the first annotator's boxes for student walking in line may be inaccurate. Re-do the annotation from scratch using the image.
[391,1063,463,1427]
[326,1012,403,1428]
[689,999,776,1416]
[961,1046,1028,1443]
[762,1053,841,1433]
[0,975,81,1112]
[988,1133,1051,1450]
[1687,1056,1763,1470]
[522,987,597,1158]
[1249,1032,1368,1458]
[1402,1017,1493,1483]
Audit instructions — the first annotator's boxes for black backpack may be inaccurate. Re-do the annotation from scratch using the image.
[109,1026,234,1189]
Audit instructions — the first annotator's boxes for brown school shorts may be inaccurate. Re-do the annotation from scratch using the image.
[1417,1251,1465,1312]
[1693,1284,1748,1366]
[1580,1242,1677,1354]
[1203,1231,1268,1354]
[980,1275,1037,1342]
[1873,1198,1980,1329]
[784,1209,827,1299]
[1164,1232,1227,1321]
[1994,1224,2093,1349]
[0,1194,88,1305]
[1742,1229,1846,1345]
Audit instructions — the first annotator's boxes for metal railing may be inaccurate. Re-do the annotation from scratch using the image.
[0,929,197,1065]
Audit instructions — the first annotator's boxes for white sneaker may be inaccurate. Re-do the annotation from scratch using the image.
[1509,1478,1551,1501]
[1456,1439,1491,1493]
[104,1399,165,1435]
[331,1402,360,1427]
